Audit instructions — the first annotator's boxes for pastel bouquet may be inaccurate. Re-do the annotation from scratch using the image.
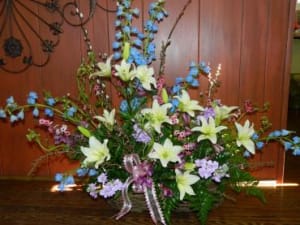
[0,0,299,225]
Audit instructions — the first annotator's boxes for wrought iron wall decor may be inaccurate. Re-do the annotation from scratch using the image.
[0,0,116,74]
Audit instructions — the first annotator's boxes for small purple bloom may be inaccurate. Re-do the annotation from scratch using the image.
[87,183,98,199]
[97,173,108,184]
[132,124,151,143]
[195,159,219,179]
[203,107,215,119]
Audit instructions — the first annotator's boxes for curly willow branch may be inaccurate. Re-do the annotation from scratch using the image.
[158,0,192,76]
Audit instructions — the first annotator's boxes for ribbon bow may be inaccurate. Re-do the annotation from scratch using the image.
[115,154,166,225]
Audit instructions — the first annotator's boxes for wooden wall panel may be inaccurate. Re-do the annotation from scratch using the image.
[199,0,242,105]
[0,0,295,180]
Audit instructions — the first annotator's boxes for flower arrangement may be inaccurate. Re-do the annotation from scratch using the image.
[0,1,299,225]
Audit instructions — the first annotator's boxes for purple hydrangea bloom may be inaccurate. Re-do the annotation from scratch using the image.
[97,173,108,184]
[195,159,219,179]
[132,124,151,143]
[212,164,229,182]
[87,183,98,199]
[203,107,215,119]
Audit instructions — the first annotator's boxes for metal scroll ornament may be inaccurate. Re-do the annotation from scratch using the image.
[0,0,116,74]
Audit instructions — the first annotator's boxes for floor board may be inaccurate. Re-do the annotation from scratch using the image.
[0,178,299,225]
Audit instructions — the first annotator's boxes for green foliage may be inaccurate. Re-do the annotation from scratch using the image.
[188,182,218,225]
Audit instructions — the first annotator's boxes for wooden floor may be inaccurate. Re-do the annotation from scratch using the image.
[0,110,299,225]
[0,177,299,225]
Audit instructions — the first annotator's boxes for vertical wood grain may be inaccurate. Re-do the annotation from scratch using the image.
[0,0,296,180]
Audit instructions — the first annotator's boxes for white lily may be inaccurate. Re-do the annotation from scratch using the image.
[214,105,238,125]
[175,170,200,200]
[192,116,227,144]
[148,138,183,167]
[81,136,110,168]
[135,65,156,91]
[94,109,115,130]
[89,55,113,78]
[235,120,255,154]
[174,90,204,117]
[114,59,136,82]
[141,99,172,133]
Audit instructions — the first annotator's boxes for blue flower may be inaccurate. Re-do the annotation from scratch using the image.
[171,84,181,95]
[147,43,156,54]
[46,98,56,106]
[58,183,65,192]
[133,39,143,47]
[283,141,292,151]
[10,114,18,123]
[243,151,251,158]
[112,41,121,49]
[190,79,199,87]
[137,32,145,39]
[27,97,36,105]
[123,26,131,34]
[199,61,211,74]
[189,67,199,77]
[132,8,139,16]
[28,91,38,99]
[293,147,300,156]
[120,100,129,113]
[88,169,98,177]
[280,129,290,136]
[65,175,75,185]
[130,97,141,111]
[131,26,139,34]
[67,107,77,117]
[55,173,63,182]
[115,31,122,40]
[156,12,165,21]
[115,20,121,27]
[17,110,24,120]
[252,133,259,140]
[77,168,88,177]
[293,136,300,144]
[185,75,194,84]
[113,52,121,60]
[256,142,264,150]
[0,109,6,118]
[175,77,184,84]
[170,98,179,112]
[6,96,14,105]
[32,107,39,117]
[45,108,54,117]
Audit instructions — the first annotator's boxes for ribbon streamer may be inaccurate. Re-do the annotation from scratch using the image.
[115,154,166,225]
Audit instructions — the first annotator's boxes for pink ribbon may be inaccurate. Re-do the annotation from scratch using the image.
[115,154,166,225]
